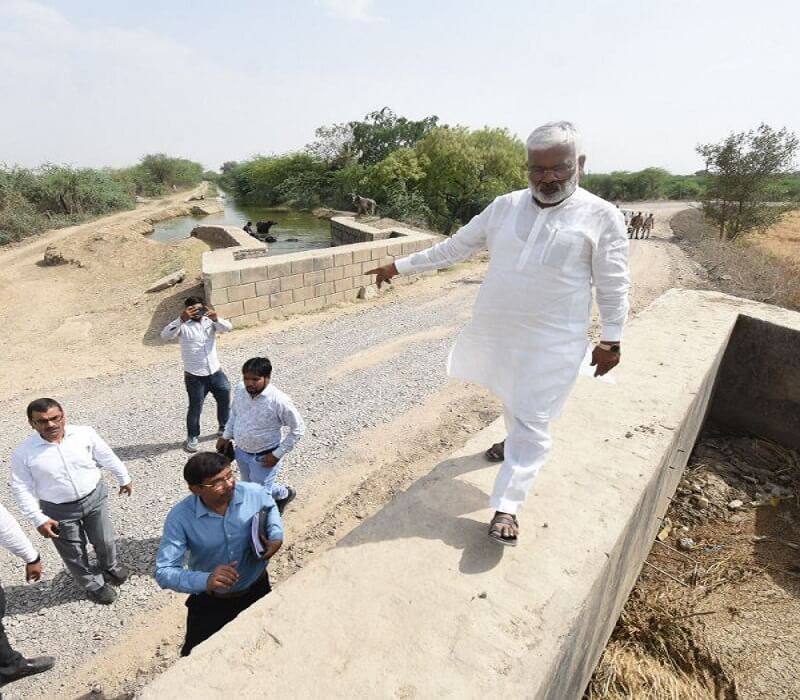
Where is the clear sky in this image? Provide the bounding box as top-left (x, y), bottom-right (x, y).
top-left (1, 0), bottom-right (798, 174)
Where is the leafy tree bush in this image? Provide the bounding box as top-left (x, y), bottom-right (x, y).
top-left (697, 123), bottom-right (798, 240)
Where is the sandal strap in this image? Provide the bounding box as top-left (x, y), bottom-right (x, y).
top-left (490, 513), bottom-right (518, 527)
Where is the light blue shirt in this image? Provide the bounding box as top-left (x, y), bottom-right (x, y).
top-left (155, 481), bottom-right (283, 594)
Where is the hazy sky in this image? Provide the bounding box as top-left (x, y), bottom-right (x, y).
top-left (1, 0), bottom-right (798, 174)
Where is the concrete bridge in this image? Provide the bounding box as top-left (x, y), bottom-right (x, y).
top-left (141, 289), bottom-right (800, 699)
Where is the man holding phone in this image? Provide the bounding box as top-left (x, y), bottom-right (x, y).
top-left (161, 296), bottom-right (233, 452)
top-left (10, 398), bottom-right (133, 605)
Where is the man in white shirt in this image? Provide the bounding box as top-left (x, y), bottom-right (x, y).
top-left (368, 121), bottom-right (629, 546)
top-left (161, 296), bottom-right (233, 453)
top-left (0, 502), bottom-right (55, 687)
top-left (216, 357), bottom-right (305, 514)
top-left (10, 398), bottom-right (133, 605)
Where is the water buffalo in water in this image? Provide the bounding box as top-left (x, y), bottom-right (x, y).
top-left (254, 220), bottom-right (278, 242)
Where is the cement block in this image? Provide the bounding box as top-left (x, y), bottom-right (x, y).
top-left (211, 269), bottom-right (241, 289)
top-left (280, 274), bottom-right (305, 292)
top-left (324, 266), bottom-right (344, 283)
top-left (334, 277), bottom-right (354, 293)
top-left (255, 279), bottom-right (281, 297)
top-left (314, 282), bottom-right (333, 298)
top-left (266, 261), bottom-right (292, 279)
top-left (243, 297), bottom-right (269, 315)
top-left (269, 290), bottom-right (293, 308)
top-left (386, 242), bottom-right (404, 256)
top-left (352, 248), bottom-right (371, 263)
top-left (240, 266), bottom-right (268, 284)
top-left (257, 308), bottom-right (283, 321)
top-left (343, 263), bottom-right (360, 279)
top-left (326, 292), bottom-right (345, 304)
top-left (291, 258), bottom-right (314, 275)
top-left (400, 242), bottom-right (417, 255)
top-left (303, 270), bottom-right (325, 287)
top-left (292, 287), bottom-right (314, 303)
top-left (213, 300), bottom-right (243, 319)
top-left (370, 246), bottom-right (388, 260)
top-left (226, 283), bottom-right (256, 302)
top-left (208, 288), bottom-right (228, 306)
top-left (333, 251), bottom-right (353, 267)
top-left (313, 255), bottom-right (334, 271)
top-left (343, 287), bottom-right (361, 302)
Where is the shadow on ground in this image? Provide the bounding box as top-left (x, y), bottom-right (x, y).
top-left (337, 449), bottom-right (505, 574)
top-left (5, 536), bottom-right (162, 614)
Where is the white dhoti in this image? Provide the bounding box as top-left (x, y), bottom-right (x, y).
top-left (396, 187), bottom-right (630, 513)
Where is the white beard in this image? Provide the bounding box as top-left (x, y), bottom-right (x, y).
top-left (529, 173), bottom-right (578, 205)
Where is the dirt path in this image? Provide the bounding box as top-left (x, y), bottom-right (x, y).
top-left (0, 201), bottom-right (701, 699)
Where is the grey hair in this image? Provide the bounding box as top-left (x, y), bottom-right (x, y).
top-left (526, 121), bottom-right (584, 157)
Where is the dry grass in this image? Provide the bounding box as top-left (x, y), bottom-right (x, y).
top-left (670, 209), bottom-right (800, 311)
top-left (586, 430), bottom-right (800, 700)
top-left (748, 210), bottom-right (800, 264)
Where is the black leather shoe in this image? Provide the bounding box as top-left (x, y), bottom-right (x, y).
top-left (275, 486), bottom-right (296, 515)
top-left (86, 584), bottom-right (117, 605)
top-left (103, 565), bottom-right (129, 586)
top-left (0, 655), bottom-right (55, 684)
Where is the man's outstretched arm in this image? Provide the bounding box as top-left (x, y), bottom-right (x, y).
top-left (368, 198), bottom-right (499, 287)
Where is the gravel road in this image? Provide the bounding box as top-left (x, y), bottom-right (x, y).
top-left (0, 271), bottom-right (482, 699)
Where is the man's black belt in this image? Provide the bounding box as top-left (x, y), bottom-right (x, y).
top-left (241, 444), bottom-right (279, 458)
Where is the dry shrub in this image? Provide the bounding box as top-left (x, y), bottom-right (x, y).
top-left (670, 208), bottom-right (800, 310)
top-left (585, 587), bottom-right (736, 700)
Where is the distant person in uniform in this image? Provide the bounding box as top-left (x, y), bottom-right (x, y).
top-left (161, 297), bottom-right (233, 452)
top-left (642, 213), bottom-right (655, 239)
top-left (629, 211), bottom-right (643, 239)
top-left (368, 121), bottom-right (629, 546)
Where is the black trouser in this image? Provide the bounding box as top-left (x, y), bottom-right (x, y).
top-left (0, 584), bottom-right (22, 670)
top-left (181, 572), bottom-right (271, 657)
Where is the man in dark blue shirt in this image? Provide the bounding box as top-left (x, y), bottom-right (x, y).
top-left (155, 452), bottom-right (283, 656)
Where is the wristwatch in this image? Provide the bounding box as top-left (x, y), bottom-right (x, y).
top-left (597, 342), bottom-right (621, 353)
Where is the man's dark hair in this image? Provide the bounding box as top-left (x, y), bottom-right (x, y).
top-left (26, 398), bottom-right (63, 420)
top-left (242, 356), bottom-right (272, 378)
top-left (184, 296), bottom-right (205, 307)
top-left (184, 451), bottom-right (230, 486)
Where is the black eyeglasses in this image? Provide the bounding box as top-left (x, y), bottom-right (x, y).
top-left (32, 414), bottom-right (64, 427)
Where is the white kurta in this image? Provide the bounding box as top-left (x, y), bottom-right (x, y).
top-left (395, 187), bottom-right (630, 422)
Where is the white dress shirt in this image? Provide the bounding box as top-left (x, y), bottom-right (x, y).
top-left (395, 187), bottom-right (630, 421)
top-left (222, 383), bottom-right (305, 457)
top-left (10, 425), bottom-right (132, 527)
top-left (0, 503), bottom-right (38, 564)
top-left (160, 315), bottom-right (233, 376)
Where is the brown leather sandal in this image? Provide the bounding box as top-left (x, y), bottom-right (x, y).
top-left (485, 441), bottom-right (505, 462)
top-left (488, 512), bottom-right (518, 546)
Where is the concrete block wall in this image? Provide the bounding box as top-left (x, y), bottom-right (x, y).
top-left (202, 231), bottom-right (436, 325)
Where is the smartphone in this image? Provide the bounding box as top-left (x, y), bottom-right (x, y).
top-left (195, 305), bottom-right (208, 318)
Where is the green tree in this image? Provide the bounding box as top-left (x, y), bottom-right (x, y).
top-left (697, 123), bottom-right (799, 240)
top-left (349, 107), bottom-right (439, 166)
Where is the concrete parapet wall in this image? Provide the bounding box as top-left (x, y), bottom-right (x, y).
top-left (330, 216), bottom-right (428, 247)
top-left (141, 290), bottom-right (800, 698)
top-left (191, 225), bottom-right (265, 250)
top-left (201, 229), bottom-right (437, 325)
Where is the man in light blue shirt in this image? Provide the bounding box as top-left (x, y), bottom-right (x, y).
top-left (155, 452), bottom-right (283, 656)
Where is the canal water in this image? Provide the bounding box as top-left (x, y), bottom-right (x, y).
top-left (150, 194), bottom-right (331, 256)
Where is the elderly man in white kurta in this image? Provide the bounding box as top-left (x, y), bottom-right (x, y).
top-left (368, 121), bottom-right (629, 545)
